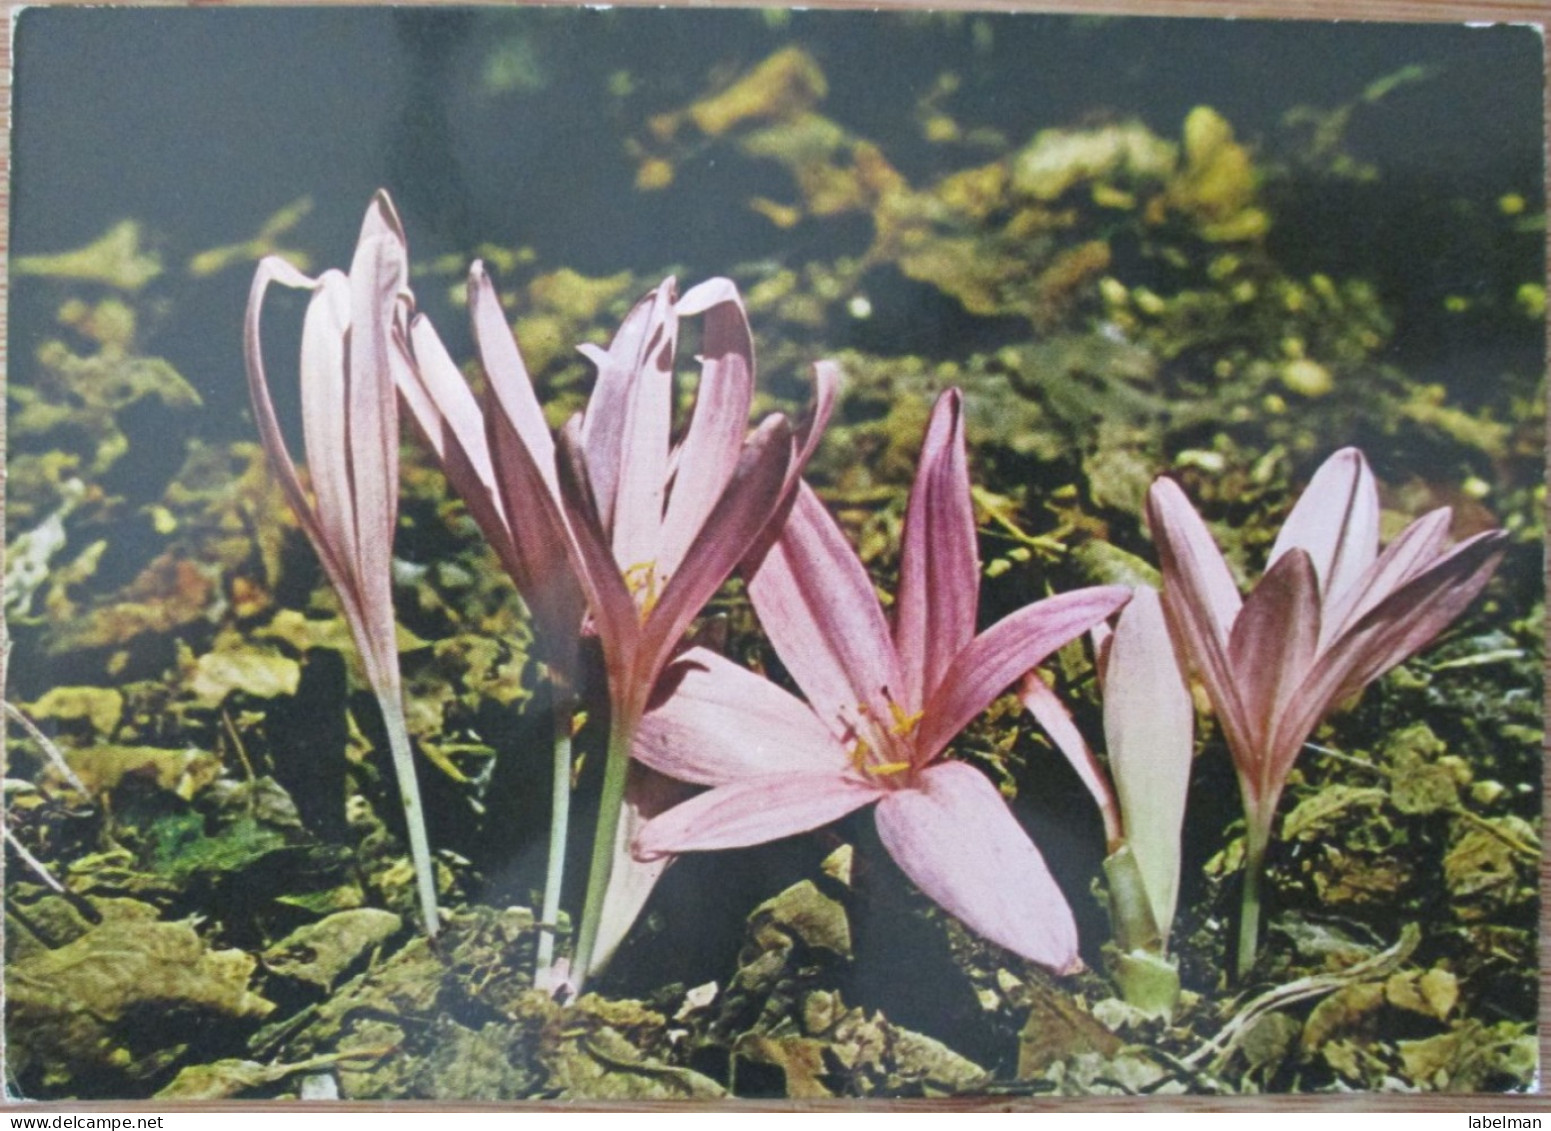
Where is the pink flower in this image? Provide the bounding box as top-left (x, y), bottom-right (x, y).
top-left (1147, 448), bottom-right (1506, 838)
top-left (551, 278), bottom-right (836, 980)
top-left (244, 192), bottom-right (440, 934)
top-left (632, 390), bottom-right (1131, 973)
top-left (1146, 448), bottom-right (1506, 973)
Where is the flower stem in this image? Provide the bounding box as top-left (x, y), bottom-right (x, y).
top-left (379, 692), bottom-right (441, 937)
top-left (571, 701), bottom-right (637, 990)
top-left (1235, 819), bottom-right (1270, 981)
top-left (536, 685), bottom-right (575, 978)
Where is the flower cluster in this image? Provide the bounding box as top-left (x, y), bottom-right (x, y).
top-left (245, 192), bottom-right (1506, 993)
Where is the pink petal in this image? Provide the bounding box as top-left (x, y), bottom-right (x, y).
top-left (641, 415), bottom-right (794, 686)
top-left (244, 257), bottom-right (358, 614)
top-left (658, 279), bottom-right (756, 581)
top-left (483, 402), bottom-right (588, 670)
top-left (555, 418), bottom-right (644, 683)
top-left (1016, 672), bottom-right (1119, 847)
top-left (401, 314), bottom-right (507, 548)
top-left (343, 195), bottom-right (408, 623)
top-left (1103, 587), bottom-right (1193, 943)
top-left (747, 482), bottom-right (907, 746)
top-left (578, 279), bottom-right (677, 566)
top-left (1268, 448), bottom-right (1379, 612)
top-left (633, 772), bottom-right (882, 861)
top-left (874, 761), bottom-right (1080, 973)
top-left (1226, 548), bottom-right (1321, 797)
top-left (637, 648), bottom-right (848, 785)
top-left (1145, 478), bottom-right (1254, 770)
top-left (1270, 529), bottom-right (1506, 792)
top-left (298, 270), bottom-right (356, 595)
top-left (469, 262), bottom-right (559, 496)
top-left (588, 765), bottom-right (695, 977)
top-left (894, 389), bottom-right (979, 709)
top-left (915, 586), bottom-right (1132, 765)
top-left (1322, 507), bottom-right (1453, 646)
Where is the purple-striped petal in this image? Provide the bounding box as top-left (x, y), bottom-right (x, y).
top-left (915, 586), bottom-right (1132, 765)
top-left (469, 261), bottom-right (559, 496)
top-left (633, 772), bottom-right (882, 861)
top-left (578, 279), bottom-right (677, 567)
top-left (1322, 507), bottom-right (1453, 646)
top-left (555, 418), bottom-right (643, 684)
top-left (641, 416), bottom-right (794, 686)
top-left (1226, 549), bottom-right (1321, 794)
top-left (875, 761), bottom-right (1080, 973)
top-left (1270, 529), bottom-right (1506, 791)
top-left (658, 278), bottom-right (756, 581)
top-left (1146, 478), bottom-right (1254, 770)
top-left (894, 389), bottom-right (979, 709)
top-left (637, 648), bottom-right (848, 785)
top-left (1267, 448), bottom-right (1379, 611)
top-left (747, 482), bottom-right (907, 747)
top-left (298, 271), bottom-right (356, 594)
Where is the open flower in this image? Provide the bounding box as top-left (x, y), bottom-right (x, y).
top-left (1145, 447), bottom-right (1506, 973)
top-left (244, 192), bottom-right (440, 935)
top-left (632, 390), bottom-right (1130, 972)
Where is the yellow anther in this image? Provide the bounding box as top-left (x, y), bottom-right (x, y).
top-left (623, 560), bottom-right (662, 620)
top-left (887, 702), bottom-right (923, 737)
top-left (849, 738), bottom-right (873, 773)
top-left (867, 761), bottom-right (911, 777)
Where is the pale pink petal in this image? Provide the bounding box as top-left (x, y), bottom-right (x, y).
top-left (1016, 672), bottom-right (1119, 847)
top-left (792, 360), bottom-right (841, 488)
top-left (343, 194), bottom-right (408, 620)
top-left (244, 257), bottom-right (358, 613)
top-left (1269, 529), bottom-right (1506, 791)
top-left (894, 389), bottom-right (979, 709)
top-left (578, 279), bottom-right (677, 566)
top-left (1267, 449), bottom-right (1379, 612)
top-left (641, 415), bottom-right (794, 685)
top-left (1146, 478), bottom-right (1254, 767)
top-left (402, 314), bottom-right (507, 548)
top-left (555, 418), bottom-right (643, 681)
top-left (637, 648), bottom-right (848, 785)
top-left (874, 761), bottom-right (1080, 973)
top-left (746, 482), bottom-right (907, 746)
top-left (658, 279), bottom-right (755, 580)
top-left (1322, 507), bottom-right (1453, 646)
top-left (1226, 549), bottom-right (1321, 793)
top-left (469, 262), bottom-right (559, 496)
top-left (588, 765), bottom-right (695, 977)
top-left (1103, 587), bottom-right (1193, 944)
top-left (298, 271), bottom-right (356, 593)
top-left (915, 586), bottom-right (1131, 765)
top-left (633, 772), bottom-right (882, 861)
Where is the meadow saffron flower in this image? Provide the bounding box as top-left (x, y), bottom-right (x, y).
top-left (1145, 448), bottom-right (1506, 975)
top-left (244, 192), bottom-right (440, 935)
top-left (633, 390), bottom-right (1130, 972)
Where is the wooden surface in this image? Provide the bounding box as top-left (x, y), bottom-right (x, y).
top-left (0, 0), bottom-right (1544, 1112)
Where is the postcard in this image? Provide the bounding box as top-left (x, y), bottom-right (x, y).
top-left (3, 6), bottom-right (1543, 1101)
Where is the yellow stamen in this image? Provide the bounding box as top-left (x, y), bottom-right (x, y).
top-left (887, 701), bottom-right (923, 737)
top-left (867, 761), bottom-right (911, 777)
top-left (623, 560), bottom-right (662, 620)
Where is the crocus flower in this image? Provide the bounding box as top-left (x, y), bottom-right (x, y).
top-left (632, 390), bottom-right (1131, 972)
top-left (244, 192), bottom-right (440, 935)
top-left (1145, 448), bottom-right (1506, 975)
